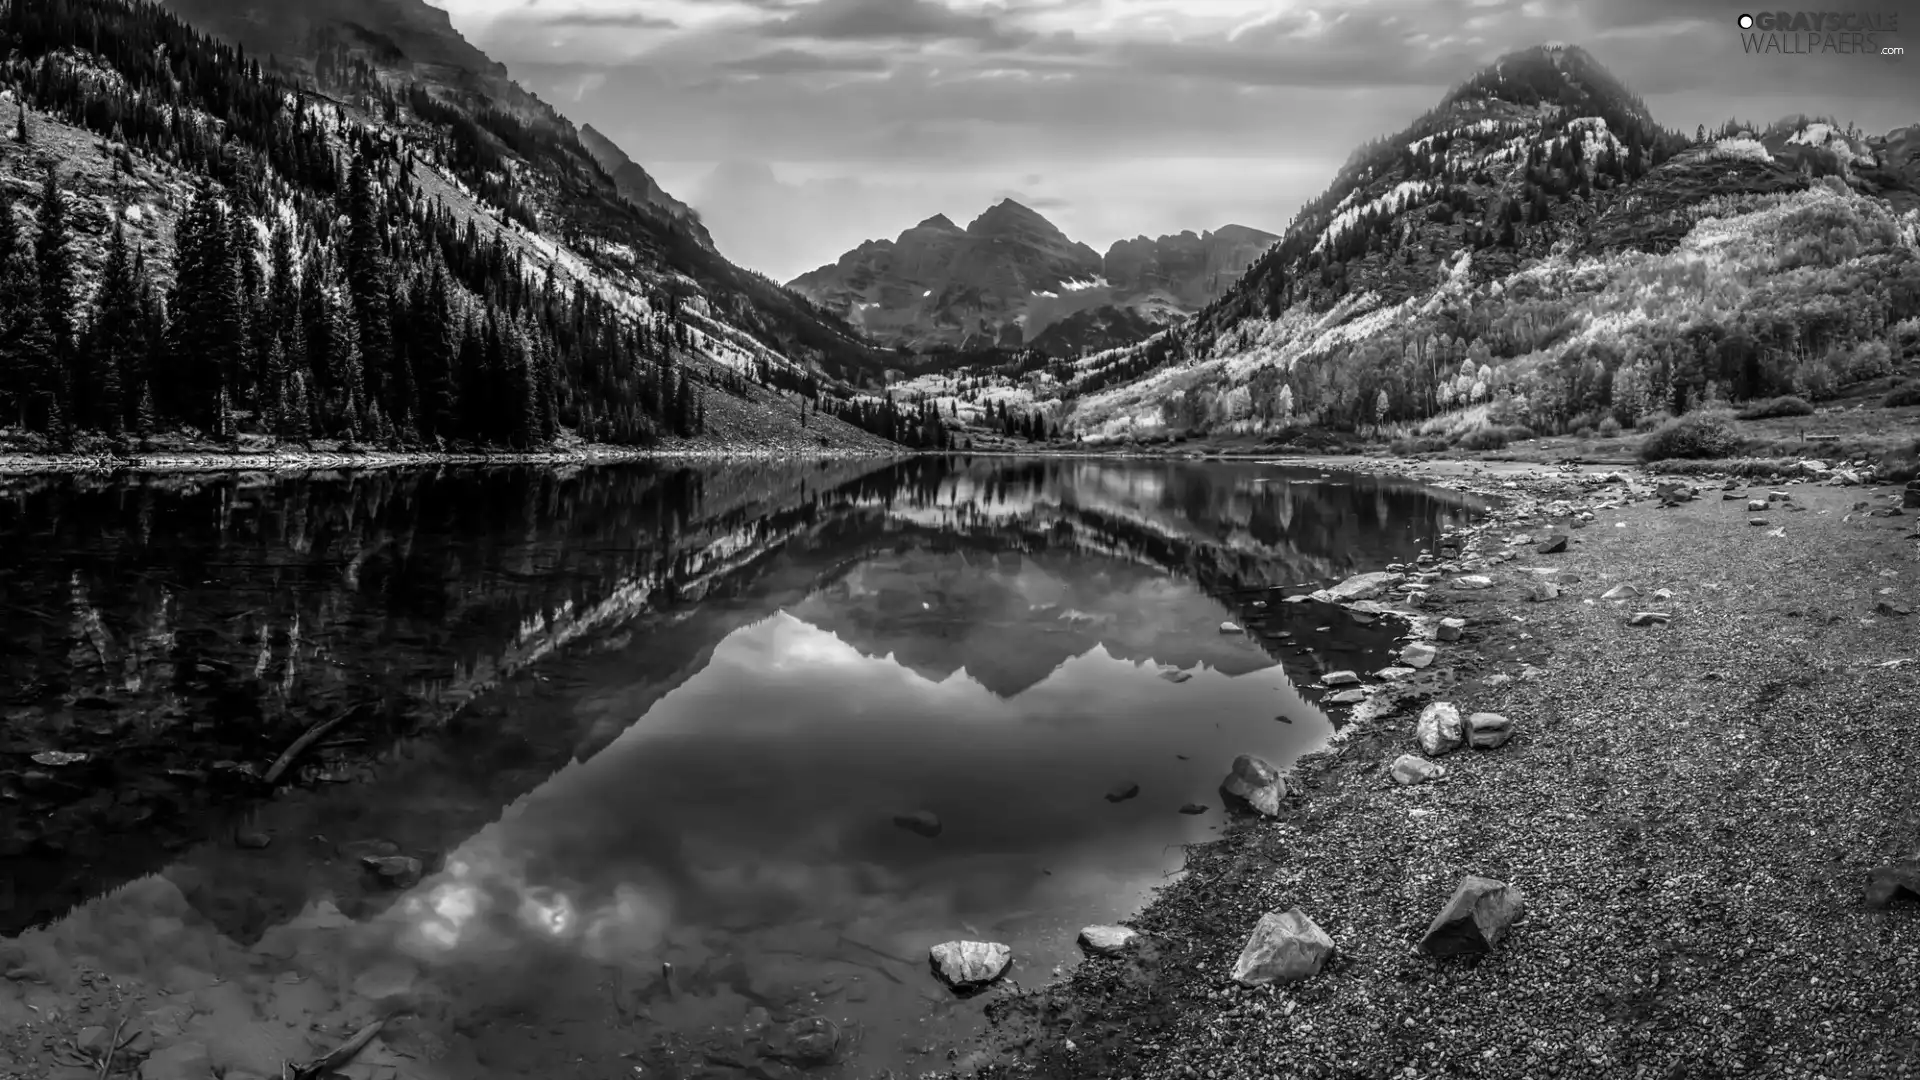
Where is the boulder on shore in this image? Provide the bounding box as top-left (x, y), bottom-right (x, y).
top-left (1221, 754), bottom-right (1289, 816)
top-left (1390, 754), bottom-right (1443, 785)
top-left (1419, 875), bottom-right (1525, 956)
top-left (1321, 571), bottom-right (1405, 603)
top-left (1435, 617), bottom-right (1467, 642)
top-left (1078, 925), bottom-right (1140, 955)
top-left (1415, 702), bottom-right (1465, 756)
top-left (929, 941), bottom-right (1012, 991)
top-left (1229, 908), bottom-right (1335, 986)
top-left (1865, 848), bottom-right (1920, 909)
top-left (1468, 712), bottom-right (1515, 749)
top-left (1451, 575), bottom-right (1496, 590)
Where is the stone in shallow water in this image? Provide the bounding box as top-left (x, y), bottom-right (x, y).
top-left (1221, 754), bottom-right (1288, 816)
top-left (1219, 620), bottom-right (1243, 634)
top-left (1400, 643), bottom-right (1438, 669)
top-left (1866, 854), bottom-right (1920, 908)
top-left (1326, 689), bottom-right (1367, 704)
top-left (1104, 781), bottom-right (1140, 802)
top-left (361, 855), bottom-right (423, 889)
top-left (759, 1016), bottom-right (842, 1065)
top-left (1078, 925), bottom-right (1140, 955)
top-left (1322, 670), bottom-right (1361, 687)
top-left (1230, 908), bottom-right (1335, 985)
top-left (1178, 803), bottom-right (1209, 815)
top-left (1420, 876), bottom-right (1525, 956)
top-left (1321, 571), bottom-right (1404, 603)
top-left (929, 941), bottom-right (1012, 991)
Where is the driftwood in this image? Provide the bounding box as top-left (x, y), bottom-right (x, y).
top-left (263, 702), bottom-right (374, 785)
top-left (286, 1018), bottom-right (384, 1079)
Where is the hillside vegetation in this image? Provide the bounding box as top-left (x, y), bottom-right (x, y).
top-left (0, 0), bottom-right (920, 459)
top-left (878, 45), bottom-right (1920, 457)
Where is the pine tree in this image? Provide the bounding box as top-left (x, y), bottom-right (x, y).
top-left (79, 219), bottom-right (141, 433)
top-left (35, 165), bottom-right (76, 362)
top-left (0, 191), bottom-right (56, 432)
top-left (263, 335), bottom-right (289, 433)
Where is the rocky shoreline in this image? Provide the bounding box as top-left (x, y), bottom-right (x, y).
top-left (957, 454), bottom-right (1920, 1080)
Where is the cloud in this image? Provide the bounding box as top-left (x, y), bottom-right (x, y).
top-left (759, 0), bottom-right (1034, 48)
top-left (537, 10), bottom-right (681, 30)
top-left (446, 0), bottom-right (1920, 281)
top-left (717, 46), bottom-right (891, 75)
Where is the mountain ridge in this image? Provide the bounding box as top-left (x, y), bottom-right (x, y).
top-left (788, 197), bottom-right (1277, 357)
top-left (870, 43), bottom-right (1919, 450)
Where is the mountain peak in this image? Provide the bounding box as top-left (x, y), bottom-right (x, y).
top-left (968, 198), bottom-right (1060, 236)
top-left (911, 213), bottom-right (961, 233)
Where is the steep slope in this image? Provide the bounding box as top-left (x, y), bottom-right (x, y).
top-left (154, 0), bottom-right (891, 387)
top-left (0, 0), bottom-right (909, 462)
top-left (1102, 224), bottom-right (1279, 309)
top-left (1051, 43), bottom-right (1920, 443)
top-left (576, 123), bottom-right (714, 251)
top-left (788, 201), bottom-right (1274, 356)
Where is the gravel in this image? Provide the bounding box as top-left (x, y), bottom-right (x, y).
top-left (961, 459), bottom-right (1920, 1080)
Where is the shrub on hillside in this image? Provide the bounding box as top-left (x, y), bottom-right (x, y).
top-left (1736, 395), bottom-right (1814, 419)
top-left (1597, 417), bottom-right (1622, 438)
top-left (1456, 427), bottom-right (1508, 451)
top-left (1875, 439), bottom-right (1920, 483)
top-left (1650, 457), bottom-right (1798, 477)
top-left (1884, 380), bottom-right (1920, 407)
top-left (1390, 436), bottom-right (1450, 455)
top-left (1637, 411), bottom-right (1744, 461)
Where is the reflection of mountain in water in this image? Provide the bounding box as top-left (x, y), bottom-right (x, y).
top-left (0, 457), bottom-right (1480, 936)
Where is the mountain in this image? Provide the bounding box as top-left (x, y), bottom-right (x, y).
top-left (0, 0), bottom-right (913, 463)
top-left (576, 123), bottom-right (714, 251)
top-left (919, 43), bottom-right (1919, 445)
top-left (787, 200), bottom-right (1275, 356)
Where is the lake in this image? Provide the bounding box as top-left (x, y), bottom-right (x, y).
top-left (0, 456), bottom-right (1479, 1079)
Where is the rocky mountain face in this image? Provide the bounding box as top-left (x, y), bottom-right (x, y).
top-left (1052, 43), bottom-right (1920, 442)
top-left (787, 200), bottom-right (1275, 356)
top-left (152, 0), bottom-right (888, 386)
top-left (577, 123), bottom-right (715, 251)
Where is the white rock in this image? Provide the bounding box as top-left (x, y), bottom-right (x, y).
top-left (1416, 702), bottom-right (1465, 756)
top-left (1391, 754), bottom-right (1443, 785)
top-left (1451, 575), bottom-right (1495, 590)
top-left (1400, 642), bottom-right (1437, 669)
top-left (1322, 670), bottom-right (1361, 687)
top-left (1599, 584), bottom-right (1637, 600)
top-left (929, 941), bottom-right (1013, 990)
top-left (1435, 617), bottom-right (1466, 642)
top-left (1322, 571), bottom-right (1405, 603)
top-left (1221, 754), bottom-right (1289, 816)
top-left (1229, 908), bottom-right (1335, 986)
top-left (1078, 925), bottom-right (1140, 955)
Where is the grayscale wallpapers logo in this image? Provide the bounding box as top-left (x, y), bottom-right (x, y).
top-left (1737, 11), bottom-right (1904, 56)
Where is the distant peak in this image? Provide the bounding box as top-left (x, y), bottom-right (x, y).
top-left (968, 198), bottom-right (1058, 235)
top-left (912, 213), bottom-right (960, 232)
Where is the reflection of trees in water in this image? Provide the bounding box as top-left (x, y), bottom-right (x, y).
top-left (0, 456), bottom-right (1478, 934)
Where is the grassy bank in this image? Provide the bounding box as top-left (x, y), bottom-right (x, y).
top-left (963, 458), bottom-right (1920, 1080)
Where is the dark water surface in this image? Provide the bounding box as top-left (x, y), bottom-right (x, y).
top-left (0, 457), bottom-right (1478, 1079)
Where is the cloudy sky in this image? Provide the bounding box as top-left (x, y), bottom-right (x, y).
top-left (434, 0), bottom-right (1914, 282)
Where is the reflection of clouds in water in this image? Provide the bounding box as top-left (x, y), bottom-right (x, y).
top-left (394, 843), bottom-right (673, 970)
top-left (390, 610), bottom-right (1306, 972)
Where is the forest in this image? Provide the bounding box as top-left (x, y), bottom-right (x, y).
top-left (0, 0), bottom-right (923, 453)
